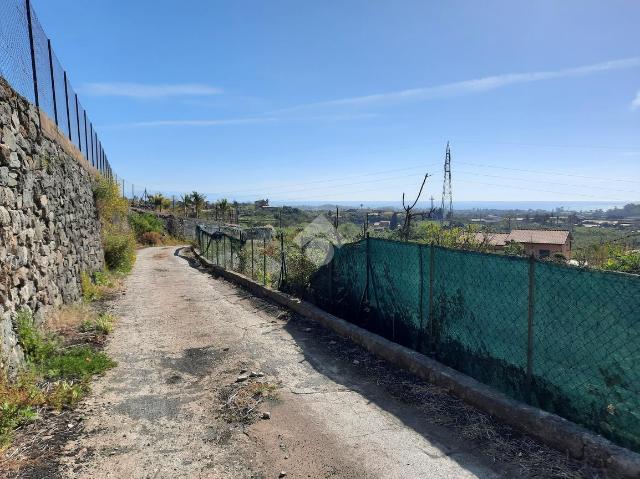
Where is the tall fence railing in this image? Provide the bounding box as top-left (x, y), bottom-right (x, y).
top-left (196, 228), bottom-right (640, 453)
top-left (0, 0), bottom-right (113, 178)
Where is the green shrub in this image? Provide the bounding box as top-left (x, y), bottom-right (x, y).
top-left (93, 178), bottom-right (129, 231)
top-left (81, 272), bottom-right (102, 302)
top-left (128, 212), bottom-right (165, 241)
top-left (104, 232), bottom-right (136, 273)
top-left (0, 401), bottom-right (38, 449)
top-left (15, 310), bottom-right (58, 364)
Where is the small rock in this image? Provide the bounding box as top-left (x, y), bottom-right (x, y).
top-left (67, 423), bottom-right (74, 429)
top-left (353, 360), bottom-right (360, 365)
top-left (236, 374), bottom-right (250, 382)
top-left (222, 347), bottom-right (229, 351)
top-left (279, 472), bottom-right (287, 478)
top-left (240, 368), bottom-right (248, 374)
top-left (276, 312), bottom-right (288, 320)
top-left (249, 371), bottom-right (264, 378)
top-left (329, 340), bottom-right (337, 345)
top-left (261, 411), bottom-right (271, 420)
top-left (303, 327), bottom-right (312, 332)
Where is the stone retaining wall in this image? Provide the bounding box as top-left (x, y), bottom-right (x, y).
top-left (0, 77), bottom-right (104, 374)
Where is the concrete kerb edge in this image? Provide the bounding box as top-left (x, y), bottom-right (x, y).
top-left (191, 247), bottom-right (640, 479)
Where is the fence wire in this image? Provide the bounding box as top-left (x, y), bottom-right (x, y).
top-left (0, 0), bottom-right (114, 178)
top-left (197, 228), bottom-right (640, 453)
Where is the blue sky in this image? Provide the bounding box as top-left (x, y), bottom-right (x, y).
top-left (32, 0), bottom-right (640, 204)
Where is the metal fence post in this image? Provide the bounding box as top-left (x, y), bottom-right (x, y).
top-left (64, 72), bottom-right (71, 139)
top-left (359, 233), bottom-right (370, 319)
top-left (263, 238), bottom-right (267, 286)
top-left (223, 235), bottom-right (226, 269)
top-left (527, 254), bottom-right (536, 400)
top-left (46, 39), bottom-right (58, 126)
top-left (418, 244), bottom-right (424, 349)
top-left (216, 237), bottom-right (219, 266)
top-left (251, 239), bottom-right (254, 279)
top-left (83, 111), bottom-right (88, 162)
top-left (328, 250), bottom-right (334, 312)
top-left (428, 243), bottom-right (435, 355)
top-left (74, 94), bottom-right (81, 152)
top-left (25, 0), bottom-right (39, 111)
top-left (89, 123), bottom-right (94, 164)
top-left (230, 237), bottom-right (234, 270)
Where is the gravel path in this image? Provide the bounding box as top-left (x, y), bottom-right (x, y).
top-left (56, 246), bottom-right (594, 479)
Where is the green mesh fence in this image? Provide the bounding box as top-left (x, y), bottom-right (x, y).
top-left (308, 237), bottom-right (640, 452)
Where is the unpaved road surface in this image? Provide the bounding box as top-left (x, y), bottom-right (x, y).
top-left (53, 246), bottom-right (594, 478)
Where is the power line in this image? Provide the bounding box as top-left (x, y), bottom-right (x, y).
top-left (457, 160), bottom-right (640, 184)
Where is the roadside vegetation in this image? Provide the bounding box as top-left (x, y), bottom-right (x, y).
top-left (94, 177), bottom-right (136, 273)
top-left (1, 175), bottom-right (128, 453)
top-left (0, 308), bottom-right (116, 450)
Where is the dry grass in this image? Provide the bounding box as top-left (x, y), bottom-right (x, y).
top-left (45, 304), bottom-right (97, 333)
top-left (219, 379), bottom-right (279, 424)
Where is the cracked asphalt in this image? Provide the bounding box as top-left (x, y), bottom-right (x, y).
top-left (57, 246), bottom-right (591, 478)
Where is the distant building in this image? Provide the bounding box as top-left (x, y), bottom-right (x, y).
top-left (372, 220), bottom-right (391, 231)
top-left (475, 229), bottom-right (572, 259)
top-left (254, 199), bottom-right (269, 208)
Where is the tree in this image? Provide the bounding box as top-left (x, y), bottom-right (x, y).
top-left (179, 193), bottom-right (192, 216)
top-left (191, 191), bottom-right (206, 219)
top-left (149, 193), bottom-right (166, 212)
top-left (503, 240), bottom-right (525, 256)
top-left (401, 173), bottom-right (434, 241)
top-left (218, 198), bottom-right (229, 223)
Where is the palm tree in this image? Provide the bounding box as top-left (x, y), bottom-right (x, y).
top-left (191, 191), bottom-right (206, 219)
top-left (180, 193), bottom-right (192, 216)
top-left (218, 198), bottom-right (229, 223)
top-left (149, 193), bottom-right (166, 212)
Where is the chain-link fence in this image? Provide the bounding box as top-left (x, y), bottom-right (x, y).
top-left (310, 237), bottom-right (640, 453)
top-left (0, 0), bottom-right (113, 178)
top-left (196, 225), bottom-right (282, 288)
top-left (197, 226), bottom-right (640, 452)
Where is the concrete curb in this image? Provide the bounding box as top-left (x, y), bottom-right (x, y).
top-left (192, 247), bottom-right (640, 478)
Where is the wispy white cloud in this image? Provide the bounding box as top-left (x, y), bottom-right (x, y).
top-left (276, 57), bottom-right (640, 113)
top-left (632, 91), bottom-right (640, 110)
top-left (103, 113), bottom-right (379, 129)
top-left (79, 82), bottom-right (223, 98)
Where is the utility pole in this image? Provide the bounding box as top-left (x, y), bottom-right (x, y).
top-left (440, 142), bottom-right (453, 226)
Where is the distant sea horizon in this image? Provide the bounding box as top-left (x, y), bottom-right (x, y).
top-left (267, 200), bottom-right (631, 212)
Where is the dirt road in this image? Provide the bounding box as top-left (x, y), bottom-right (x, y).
top-left (56, 247), bottom-right (592, 478)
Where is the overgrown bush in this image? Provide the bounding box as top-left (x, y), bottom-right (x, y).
top-left (128, 212), bottom-right (165, 241)
top-left (94, 177), bottom-right (136, 273)
top-left (93, 177), bottom-right (129, 230)
top-left (103, 232), bottom-right (136, 273)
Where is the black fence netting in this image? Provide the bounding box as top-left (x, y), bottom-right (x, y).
top-left (307, 237), bottom-right (640, 452)
top-left (0, 0), bottom-right (114, 177)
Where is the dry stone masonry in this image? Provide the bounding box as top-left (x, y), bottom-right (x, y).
top-left (0, 78), bottom-right (104, 373)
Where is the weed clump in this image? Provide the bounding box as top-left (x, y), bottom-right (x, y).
top-left (79, 313), bottom-right (115, 335)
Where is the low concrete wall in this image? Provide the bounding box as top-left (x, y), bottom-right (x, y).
top-left (0, 78), bottom-right (104, 373)
top-left (193, 246), bottom-right (640, 478)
